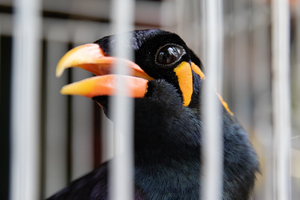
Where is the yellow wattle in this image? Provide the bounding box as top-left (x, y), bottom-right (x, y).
top-left (174, 61), bottom-right (193, 106)
top-left (191, 62), bottom-right (206, 79)
top-left (216, 93), bottom-right (234, 116)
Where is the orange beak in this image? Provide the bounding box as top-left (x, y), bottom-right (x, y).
top-left (56, 43), bottom-right (153, 98)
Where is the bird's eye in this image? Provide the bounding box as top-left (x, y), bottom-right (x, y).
top-left (155, 44), bottom-right (186, 67)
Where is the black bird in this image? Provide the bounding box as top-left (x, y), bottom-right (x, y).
top-left (48, 29), bottom-right (259, 200)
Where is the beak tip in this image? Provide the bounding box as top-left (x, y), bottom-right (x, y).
top-left (60, 87), bottom-right (67, 95)
top-left (56, 68), bottom-right (63, 77)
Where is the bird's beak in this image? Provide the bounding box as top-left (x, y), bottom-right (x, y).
top-left (56, 43), bottom-right (153, 98)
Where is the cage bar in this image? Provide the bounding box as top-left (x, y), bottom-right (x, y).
top-left (10, 0), bottom-right (42, 199)
top-left (201, 0), bottom-right (223, 200)
top-left (271, 0), bottom-right (291, 199)
top-left (109, 0), bottom-right (135, 200)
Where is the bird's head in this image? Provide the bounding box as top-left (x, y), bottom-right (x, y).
top-left (56, 29), bottom-right (206, 109)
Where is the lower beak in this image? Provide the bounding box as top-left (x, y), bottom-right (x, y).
top-left (56, 43), bottom-right (153, 98)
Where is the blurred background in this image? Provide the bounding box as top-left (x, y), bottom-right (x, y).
top-left (0, 0), bottom-right (299, 199)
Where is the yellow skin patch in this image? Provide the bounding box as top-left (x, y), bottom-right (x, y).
top-left (174, 61), bottom-right (193, 106)
top-left (216, 93), bottom-right (234, 116)
top-left (190, 62), bottom-right (233, 115)
top-left (191, 62), bottom-right (205, 79)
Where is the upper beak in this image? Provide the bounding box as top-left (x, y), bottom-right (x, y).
top-left (56, 43), bottom-right (153, 98)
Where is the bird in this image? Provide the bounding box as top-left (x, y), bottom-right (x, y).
top-left (47, 29), bottom-right (259, 200)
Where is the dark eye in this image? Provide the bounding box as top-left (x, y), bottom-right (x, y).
top-left (155, 44), bottom-right (186, 66)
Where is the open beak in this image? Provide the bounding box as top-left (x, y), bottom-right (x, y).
top-left (56, 43), bottom-right (153, 98)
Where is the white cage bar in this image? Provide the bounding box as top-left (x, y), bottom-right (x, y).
top-left (202, 0), bottom-right (223, 200)
top-left (109, 0), bottom-right (135, 200)
top-left (10, 0), bottom-right (42, 199)
top-left (272, 0), bottom-right (292, 199)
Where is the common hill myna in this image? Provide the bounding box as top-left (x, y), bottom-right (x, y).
top-left (47, 29), bottom-right (259, 200)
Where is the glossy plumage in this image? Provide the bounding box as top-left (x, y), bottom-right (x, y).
top-left (47, 29), bottom-right (259, 200)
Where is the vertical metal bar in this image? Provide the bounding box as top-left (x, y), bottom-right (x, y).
top-left (109, 0), bottom-right (135, 200)
top-left (216, 0), bottom-right (223, 94)
top-left (10, 0), bottom-right (42, 199)
top-left (272, 0), bottom-right (291, 199)
top-left (44, 41), bottom-right (68, 198)
top-left (201, 0), bottom-right (207, 67)
top-left (292, 2), bottom-right (300, 198)
top-left (202, 0), bottom-right (223, 200)
top-left (293, 0), bottom-right (300, 137)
